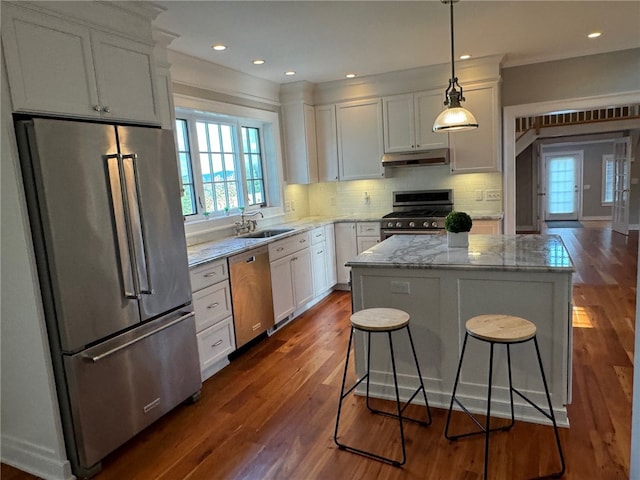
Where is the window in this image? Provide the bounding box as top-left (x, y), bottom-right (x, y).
top-left (176, 109), bottom-right (268, 219)
top-left (602, 154), bottom-right (614, 205)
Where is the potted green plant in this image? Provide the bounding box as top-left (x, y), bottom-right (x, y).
top-left (445, 211), bottom-right (473, 247)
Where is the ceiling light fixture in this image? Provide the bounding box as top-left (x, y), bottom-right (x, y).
top-left (285, 70), bottom-right (296, 76)
top-left (346, 73), bottom-right (356, 78)
top-left (252, 59), bottom-right (265, 65)
top-left (433, 0), bottom-right (478, 133)
top-left (459, 54), bottom-right (471, 60)
top-left (211, 44), bottom-right (227, 51)
top-left (588, 32), bottom-right (602, 39)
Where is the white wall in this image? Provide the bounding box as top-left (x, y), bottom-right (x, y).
top-left (1, 55), bottom-right (73, 479)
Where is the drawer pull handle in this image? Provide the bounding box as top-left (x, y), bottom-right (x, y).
top-left (252, 322), bottom-right (262, 331)
top-left (300, 239), bottom-right (306, 243)
top-left (277, 247), bottom-right (285, 252)
top-left (204, 272), bottom-right (217, 278)
top-left (143, 397), bottom-right (161, 413)
top-left (212, 340), bottom-right (223, 347)
top-left (317, 250), bottom-right (324, 254)
top-left (207, 302), bottom-right (220, 309)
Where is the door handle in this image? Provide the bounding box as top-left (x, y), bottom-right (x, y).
top-left (246, 256), bottom-right (256, 263)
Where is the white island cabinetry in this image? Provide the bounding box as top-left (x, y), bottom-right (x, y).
top-left (190, 259), bottom-right (235, 381)
top-left (348, 234), bottom-right (573, 425)
top-left (2, 2), bottom-right (160, 125)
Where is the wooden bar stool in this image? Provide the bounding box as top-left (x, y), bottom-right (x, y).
top-left (334, 307), bottom-right (432, 466)
top-left (444, 314), bottom-right (566, 479)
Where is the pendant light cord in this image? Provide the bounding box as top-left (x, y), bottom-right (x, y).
top-left (449, 0), bottom-right (456, 81)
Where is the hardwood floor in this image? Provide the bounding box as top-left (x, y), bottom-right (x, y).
top-left (3, 224), bottom-right (636, 479)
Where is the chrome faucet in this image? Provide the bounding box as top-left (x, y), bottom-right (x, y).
top-left (235, 210), bottom-right (263, 235)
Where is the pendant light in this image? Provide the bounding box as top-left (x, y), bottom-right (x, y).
top-left (432, 0), bottom-right (478, 133)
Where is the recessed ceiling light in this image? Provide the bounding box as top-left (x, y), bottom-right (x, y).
top-left (211, 44), bottom-right (227, 51)
top-left (345, 73), bottom-right (356, 79)
top-left (252, 59), bottom-right (265, 65)
top-left (285, 70), bottom-right (296, 76)
top-left (459, 54), bottom-right (471, 60)
top-left (588, 32), bottom-right (602, 39)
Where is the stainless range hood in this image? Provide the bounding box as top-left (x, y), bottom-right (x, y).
top-left (381, 148), bottom-right (449, 167)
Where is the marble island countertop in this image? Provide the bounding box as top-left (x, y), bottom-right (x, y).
top-left (346, 234), bottom-right (574, 273)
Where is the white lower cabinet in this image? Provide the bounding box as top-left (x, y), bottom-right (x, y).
top-left (190, 258), bottom-right (235, 381)
top-left (356, 222), bottom-right (381, 253)
top-left (325, 224), bottom-right (337, 287)
top-left (334, 222), bottom-right (358, 285)
top-left (269, 233), bottom-right (313, 323)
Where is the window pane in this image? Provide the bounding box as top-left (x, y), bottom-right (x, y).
top-left (221, 124), bottom-right (233, 152)
top-left (227, 182), bottom-right (239, 208)
top-left (548, 157), bottom-right (575, 214)
top-left (175, 119), bottom-right (196, 216)
top-left (224, 154), bottom-right (236, 180)
top-left (207, 123), bottom-right (221, 152)
top-left (196, 122), bottom-right (208, 152)
top-left (203, 183), bottom-right (214, 213)
top-left (212, 153), bottom-right (224, 180)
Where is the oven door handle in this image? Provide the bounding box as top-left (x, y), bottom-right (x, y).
top-left (381, 229), bottom-right (445, 240)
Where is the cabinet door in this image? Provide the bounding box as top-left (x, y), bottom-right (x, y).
top-left (91, 31), bottom-right (160, 125)
top-left (449, 84), bottom-right (501, 174)
top-left (357, 237), bottom-right (380, 254)
top-left (292, 248), bottom-right (314, 308)
top-left (334, 222), bottom-right (357, 285)
top-left (270, 256), bottom-right (295, 322)
top-left (2, 5), bottom-right (100, 117)
top-left (316, 105), bottom-right (339, 182)
top-left (383, 94), bottom-right (415, 153)
top-left (311, 243), bottom-right (328, 295)
top-left (325, 224), bottom-right (337, 287)
top-left (283, 102), bottom-right (318, 184)
top-left (415, 90), bottom-right (450, 151)
top-left (336, 98), bottom-right (384, 181)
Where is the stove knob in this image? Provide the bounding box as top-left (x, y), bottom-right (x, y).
top-left (423, 221), bottom-right (429, 228)
top-left (431, 221), bottom-right (439, 228)
top-left (396, 222), bottom-right (402, 228)
top-left (387, 222), bottom-right (395, 228)
top-left (409, 221), bottom-right (416, 228)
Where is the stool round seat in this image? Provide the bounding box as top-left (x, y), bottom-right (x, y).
top-left (350, 308), bottom-right (410, 332)
top-left (466, 314), bottom-right (536, 343)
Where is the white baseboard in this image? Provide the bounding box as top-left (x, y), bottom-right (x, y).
top-left (1, 434), bottom-right (73, 480)
top-left (580, 216), bottom-right (612, 221)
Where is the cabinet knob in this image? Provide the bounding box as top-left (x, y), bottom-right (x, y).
top-left (93, 105), bottom-right (102, 112)
top-left (103, 106), bottom-right (111, 113)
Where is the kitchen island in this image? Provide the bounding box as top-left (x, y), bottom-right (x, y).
top-left (347, 234), bottom-right (574, 426)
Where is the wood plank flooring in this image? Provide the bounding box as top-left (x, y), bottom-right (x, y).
top-left (3, 223), bottom-right (636, 479)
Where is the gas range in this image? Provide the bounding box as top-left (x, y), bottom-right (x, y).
top-left (381, 189), bottom-right (453, 238)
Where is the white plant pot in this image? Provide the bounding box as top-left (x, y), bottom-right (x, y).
top-left (447, 231), bottom-right (469, 248)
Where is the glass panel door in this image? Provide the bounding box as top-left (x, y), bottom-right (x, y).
top-left (544, 152), bottom-right (582, 221)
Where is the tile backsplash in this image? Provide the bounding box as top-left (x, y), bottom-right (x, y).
top-left (286, 167), bottom-right (503, 219)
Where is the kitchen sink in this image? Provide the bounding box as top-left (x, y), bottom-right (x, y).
top-left (241, 228), bottom-right (294, 239)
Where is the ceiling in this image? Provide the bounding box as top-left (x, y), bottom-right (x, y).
top-left (152, 1), bottom-right (640, 85)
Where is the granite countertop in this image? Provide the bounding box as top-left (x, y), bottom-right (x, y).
top-left (346, 234), bottom-right (574, 273)
top-left (186, 215), bottom-right (383, 267)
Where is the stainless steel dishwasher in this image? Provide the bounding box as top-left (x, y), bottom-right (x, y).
top-left (228, 245), bottom-right (275, 348)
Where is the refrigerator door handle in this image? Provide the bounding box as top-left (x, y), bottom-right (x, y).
top-left (82, 311), bottom-right (195, 363)
top-left (122, 154), bottom-right (154, 296)
top-left (106, 154), bottom-right (138, 299)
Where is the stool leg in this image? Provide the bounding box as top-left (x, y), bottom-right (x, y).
top-left (334, 326), bottom-right (356, 447)
top-left (445, 333), bottom-right (469, 439)
top-left (505, 345), bottom-right (515, 430)
top-left (483, 342), bottom-right (495, 480)
top-left (365, 331), bottom-right (374, 412)
top-left (388, 330), bottom-right (407, 466)
top-left (406, 325), bottom-right (432, 425)
top-left (533, 337), bottom-right (566, 478)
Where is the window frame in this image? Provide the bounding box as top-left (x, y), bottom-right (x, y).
top-left (601, 153), bottom-right (615, 206)
top-left (176, 108), bottom-right (270, 222)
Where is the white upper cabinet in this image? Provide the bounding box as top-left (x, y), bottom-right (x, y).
top-left (449, 82), bottom-right (501, 174)
top-left (336, 98), bottom-right (385, 181)
top-left (282, 102), bottom-right (318, 184)
top-left (2, 3), bottom-right (160, 125)
top-left (383, 91), bottom-right (449, 153)
top-left (315, 104), bottom-right (339, 182)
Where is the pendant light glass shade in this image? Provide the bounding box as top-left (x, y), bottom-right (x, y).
top-left (433, 0), bottom-right (478, 133)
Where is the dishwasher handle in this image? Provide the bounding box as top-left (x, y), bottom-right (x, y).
top-left (245, 255), bottom-right (256, 263)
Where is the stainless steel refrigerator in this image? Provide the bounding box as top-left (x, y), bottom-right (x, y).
top-left (15, 118), bottom-right (201, 478)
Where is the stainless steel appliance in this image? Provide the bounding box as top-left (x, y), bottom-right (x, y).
top-left (381, 189), bottom-right (454, 239)
top-left (228, 246), bottom-right (275, 348)
top-left (15, 118), bottom-right (201, 478)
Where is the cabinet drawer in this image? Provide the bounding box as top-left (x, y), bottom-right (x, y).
top-left (357, 222), bottom-right (380, 236)
top-left (268, 232), bottom-right (310, 261)
top-left (310, 226), bottom-right (326, 245)
top-left (196, 320), bottom-right (234, 372)
top-left (193, 281), bottom-right (232, 332)
top-left (190, 258), bottom-right (228, 292)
